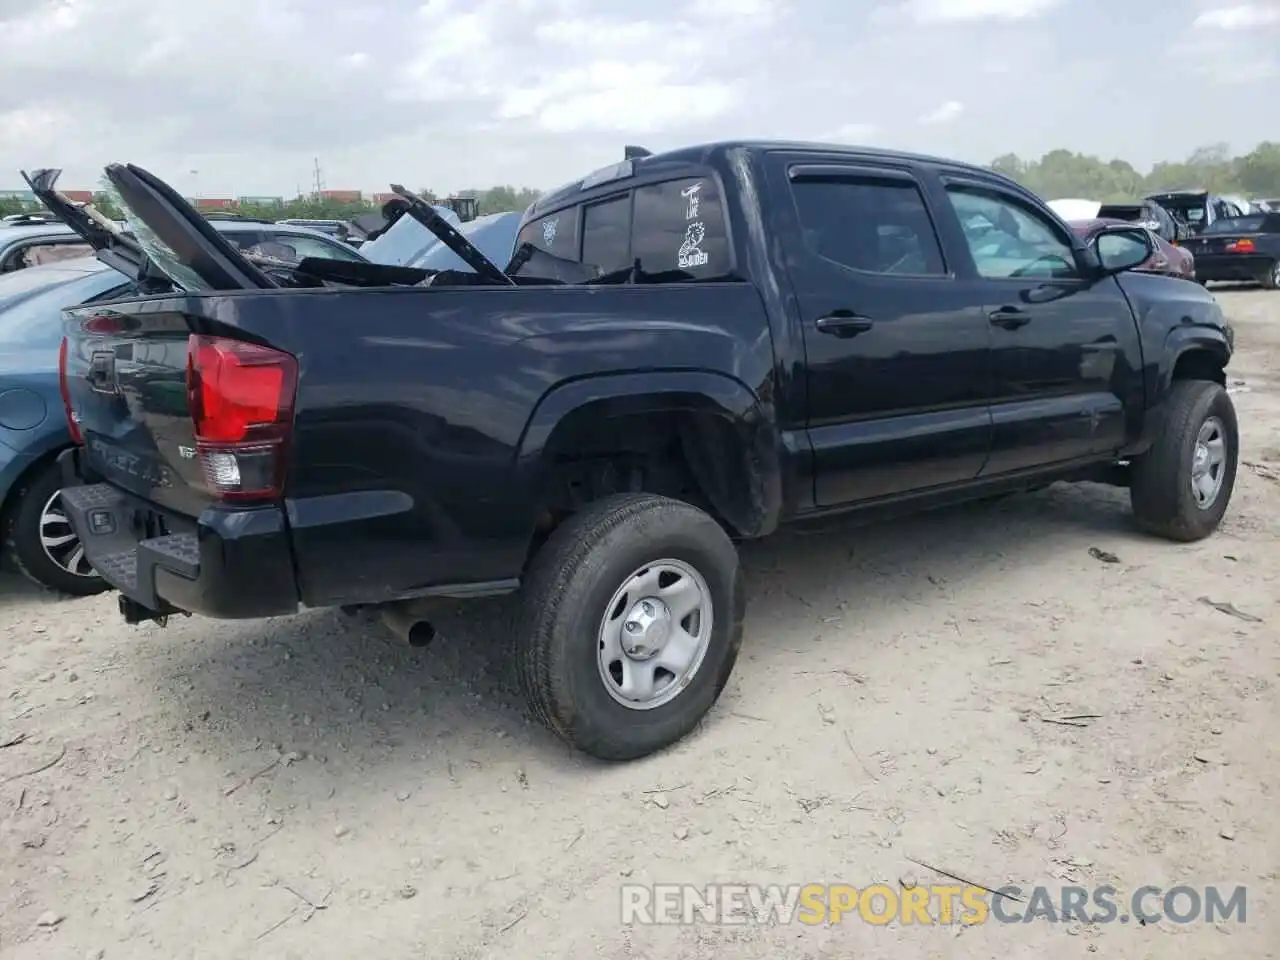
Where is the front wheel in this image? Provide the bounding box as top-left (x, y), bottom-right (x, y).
top-left (1130, 380), bottom-right (1238, 542)
top-left (516, 493), bottom-right (744, 761)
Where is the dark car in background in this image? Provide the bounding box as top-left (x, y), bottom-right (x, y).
top-left (1096, 201), bottom-right (1184, 243)
top-left (1181, 213), bottom-right (1280, 289)
top-left (0, 219), bottom-right (370, 595)
top-left (1069, 218), bottom-right (1195, 279)
top-left (1146, 190), bottom-right (1249, 236)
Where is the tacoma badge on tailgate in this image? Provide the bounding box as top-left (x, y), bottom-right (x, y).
top-left (86, 435), bottom-right (175, 489)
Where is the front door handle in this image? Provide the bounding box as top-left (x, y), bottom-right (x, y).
top-left (988, 307), bottom-right (1032, 330)
top-left (815, 313), bottom-right (874, 338)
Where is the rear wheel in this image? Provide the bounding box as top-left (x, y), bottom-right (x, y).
top-left (1262, 260), bottom-right (1280, 290)
top-left (516, 493), bottom-right (744, 761)
top-left (4, 460), bottom-right (108, 596)
top-left (1130, 380), bottom-right (1237, 542)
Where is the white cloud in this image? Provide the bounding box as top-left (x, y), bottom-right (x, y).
top-left (1193, 4), bottom-right (1280, 28)
top-left (498, 61), bottom-right (738, 133)
top-left (919, 100), bottom-right (965, 124)
top-left (893, 0), bottom-right (1062, 22)
top-left (822, 123), bottom-right (879, 143)
top-left (1173, 3), bottom-right (1278, 84)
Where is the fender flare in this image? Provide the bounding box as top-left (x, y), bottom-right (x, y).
top-left (515, 370), bottom-right (783, 537)
top-left (1129, 326), bottom-right (1232, 455)
top-left (1161, 325), bottom-right (1231, 393)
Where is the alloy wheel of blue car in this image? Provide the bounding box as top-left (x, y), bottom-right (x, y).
top-left (38, 488), bottom-right (95, 579)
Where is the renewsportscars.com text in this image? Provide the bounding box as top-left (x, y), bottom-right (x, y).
top-left (620, 883), bottom-right (1248, 926)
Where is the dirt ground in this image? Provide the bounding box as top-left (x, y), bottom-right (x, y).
top-left (1, 290), bottom-right (1277, 960)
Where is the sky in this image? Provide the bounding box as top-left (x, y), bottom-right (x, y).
top-left (0, 0), bottom-right (1277, 196)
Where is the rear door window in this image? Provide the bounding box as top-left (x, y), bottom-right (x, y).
top-left (631, 177), bottom-right (730, 278)
top-left (581, 195), bottom-right (632, 277)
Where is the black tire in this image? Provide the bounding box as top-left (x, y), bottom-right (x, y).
top-left (516, 493), bottom-right (744, 761)
top-left (1129, 380), bottom-right (1238, 542)
top-left (1261, 260), bottom-right (1280, 290)
top-left (3, 459), bottom-right (109, 596)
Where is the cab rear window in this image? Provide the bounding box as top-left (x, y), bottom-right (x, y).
top-left (516, 208), bottom-right (579, 261)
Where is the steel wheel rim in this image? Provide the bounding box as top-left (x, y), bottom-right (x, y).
top-left (596, 558), bottom-right (714, 711)
top-left (39, 490), bottom-right (96, 578)
top-left (1190, 416), bottom-right (1227, 510)
top-left (1272, 261), bottom-right (1280, 286)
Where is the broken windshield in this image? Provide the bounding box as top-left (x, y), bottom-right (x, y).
top-left (119, 205), bottom-right (212, 292)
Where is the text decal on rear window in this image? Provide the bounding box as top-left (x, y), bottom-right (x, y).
top-left (678, 180), bottom-right (709, 270)
top-left (631, 177), bottom-right (728, 279)
top-left (679, 223), bottom-right (708, 269)
top-left (682, 182), bottom-right (702, 219)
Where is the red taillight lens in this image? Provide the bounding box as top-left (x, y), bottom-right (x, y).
top-left (1227, 239), bottom-right (1256, 253)
top-left (84, 313), bottom-right (125, 334)
top-left (186, 335), bottom-right (298, 502)
top-left (58, 336), bottom-right (83, 445)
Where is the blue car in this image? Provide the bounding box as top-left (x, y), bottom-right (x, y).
top-left (1, 221), bottom-right (97, 273)
top-left (0, 219), bottom-right (369, 594)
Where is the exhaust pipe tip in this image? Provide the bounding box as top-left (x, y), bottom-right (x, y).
top-left (406, 620), bottom-right (436, 648)
top-left (119, 594), bottom-right (168, 626)
top-left (379, 602), bottom-right (439, 648)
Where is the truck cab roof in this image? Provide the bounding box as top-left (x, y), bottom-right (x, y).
top-left (527, 140), bottom-right (1007, 223)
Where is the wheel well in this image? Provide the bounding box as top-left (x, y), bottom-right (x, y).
top-left (1171, 349), bottom-right (1226, 386)
top-left (529, 406), bottom-right (766, 550)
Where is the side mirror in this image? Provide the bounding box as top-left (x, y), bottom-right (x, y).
top-left (1090, 225), bottom-right (1153, 275)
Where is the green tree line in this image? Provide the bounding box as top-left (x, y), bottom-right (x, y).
top-left (992, 141), bottom-right (1280, 202)
top-left (5, 143), bottom-right (1279, 221)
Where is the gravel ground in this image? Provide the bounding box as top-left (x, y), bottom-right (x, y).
top-left (2, 288), bottom-right (1277, 960)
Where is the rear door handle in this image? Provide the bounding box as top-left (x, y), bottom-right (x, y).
top-left (815, 313), bottom-right (874, 338)
top-left (988, 308), bottom-right (1032, 330)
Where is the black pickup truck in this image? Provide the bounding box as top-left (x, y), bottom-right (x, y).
top-left (31, 141), bottom-right (1237, 761)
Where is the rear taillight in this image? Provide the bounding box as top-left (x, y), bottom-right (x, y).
top-left (186, 335), bottom-right (298, 502)
top-left (1227, 239), bottom-right (1256, 253)
top-left (58, 336), bottom-right (83, 445)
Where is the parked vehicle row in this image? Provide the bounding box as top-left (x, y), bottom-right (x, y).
top-left (32, 143), bottom-right (1237, 763)
top-left (1145, 189), bottom-right (1257, 235)
top-left (1049, 190), bottom-right (1280, 288)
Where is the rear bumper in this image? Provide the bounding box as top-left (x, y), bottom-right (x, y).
top-left (1194, 255), bottom-right (1275, 282)
top-left (57, 447), bottom-right (300, 619)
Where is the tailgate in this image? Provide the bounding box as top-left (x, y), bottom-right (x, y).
top-left (64, 302), bottom-right (208, 517)
top-left (63, 297), bottom-right (297, 519)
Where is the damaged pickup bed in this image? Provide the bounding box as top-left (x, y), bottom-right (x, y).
top-left (38, 142), bottom-right (1237, 760)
